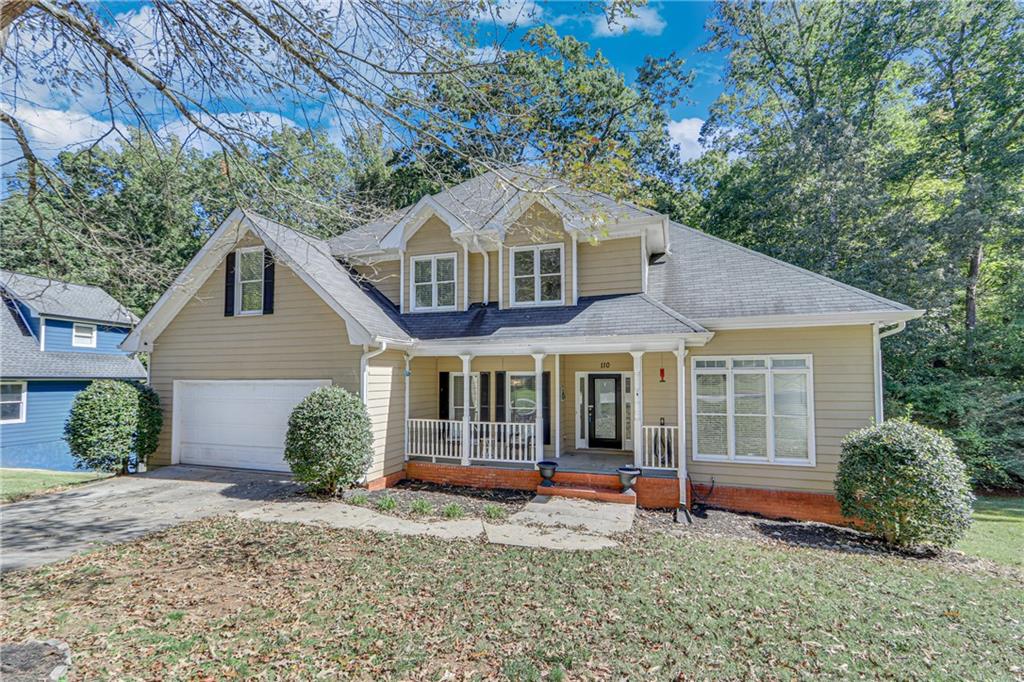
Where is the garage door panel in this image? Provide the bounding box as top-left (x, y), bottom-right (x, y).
top-left (175, 380), bottom-right (329, 471)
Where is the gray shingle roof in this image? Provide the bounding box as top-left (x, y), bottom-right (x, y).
top-left (646, 223), bottom-right (913, 321)
top-left (1, 299), bottom-right (146, 379)
top-left (329, 167), bottom-right (657, 256)
top-left (0, 270), bottom-right (138, 325)
top-left (243, 211), bottom-right (411, 342)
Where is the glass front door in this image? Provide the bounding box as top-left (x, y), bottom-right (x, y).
top-left (587, 374), bottom-right (622, 449)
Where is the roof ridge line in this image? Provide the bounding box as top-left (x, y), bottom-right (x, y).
top-left (668, 221), bottom-right (909, 311)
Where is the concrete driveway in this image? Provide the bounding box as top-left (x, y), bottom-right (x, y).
top-left (0, 465), bottom-right (301, 573)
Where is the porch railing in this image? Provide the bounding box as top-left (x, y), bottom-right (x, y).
top-left (641, 424), bottom-right (678, 469)
top-left (406, 418), bottom-right (535, 464)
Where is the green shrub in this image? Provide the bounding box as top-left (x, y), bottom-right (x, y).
top-left (409, 499), bottom-right (433, 516)
top-left (64, 380), bottom-right (162, 473)
top-left (835, 420), bottom-right (974, 547)
top-left (376, 495), bottom-right (397, 511)
top-left (284, 387), bottom-right (372, 495)
top-left (441, 503), bottom-right (465, 519)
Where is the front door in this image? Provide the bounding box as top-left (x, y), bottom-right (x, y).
top-left (587, 374), bottom-right (622, 449)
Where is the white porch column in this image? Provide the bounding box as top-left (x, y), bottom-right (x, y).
top-left (630, 351), bottom-right (644, 467)
top-left (404, 354), bottom-right (411, 461)
top-left (674, 345), bottom-right (687, 506)
top-left (532, 352), bottom-right (545, 463)
top-left (554, 353), bottom-right (561, 458)
top-left (460, 353), bottom-right (472, 465)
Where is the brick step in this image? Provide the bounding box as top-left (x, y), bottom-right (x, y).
top-left (538, 483), bottom-right (636, 505)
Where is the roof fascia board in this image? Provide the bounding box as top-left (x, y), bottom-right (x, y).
top-left (698, 310), bottom-right (926, 330)
top-left (412, 332), bottom-right (713, 357)
top-left (382, 197), bottom-right (468, 250)
top-left (34, 313), bottom-right (132, 328)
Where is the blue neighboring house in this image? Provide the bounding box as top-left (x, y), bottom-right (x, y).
top-left (0, 270), bottom-right (147, 471)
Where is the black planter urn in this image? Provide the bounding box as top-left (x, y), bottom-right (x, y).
top-left (537, 460), bottom-right (559, 487)
top-left (617, 466), bottom-right (641, 494)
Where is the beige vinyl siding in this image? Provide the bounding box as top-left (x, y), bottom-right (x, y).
top-left (685, 325), bottom-right (876, 493)
top-left (577, 236), bottom-right (643, 297)
top-left (148, 233), bottom-right (362, 467)
top-left (499, 204), bottom-right (573, 309)
top-left (352, 260), bottom-right (400, 306)
top-left (364, 349), bottom-right (407, 480)
top-left (403, 216), bottom-right (465, 313)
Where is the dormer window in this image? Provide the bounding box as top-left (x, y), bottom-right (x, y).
top-left (411, 253), bottom-right (457, 311)
top-left (511, 244), bottom-right (563, 306)
top-left (72, 322), bottom-right (97, 348)
top-left (236, 246), bottom-right (265, 315)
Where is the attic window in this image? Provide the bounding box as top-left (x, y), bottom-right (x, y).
top-left (235, 247), bottom-right (265, 315)
top-left (72, 322), bottom-right (97, 348)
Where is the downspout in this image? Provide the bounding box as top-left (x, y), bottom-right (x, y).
top-left (873, 321), bottom-right (907, 423)
top-left (360, 340), bottom-right (388, 402)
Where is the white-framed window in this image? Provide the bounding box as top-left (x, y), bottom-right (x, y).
top-left (507, 373), bottom-right (538, 423)
top-left (235, 246), bottom-right (265, 315)
top-left (692, 355), bottom-right (815, 466)
top-left (450, 372), bottom-right (481, 422)
top-left (0, 381), bottom-right (26, 424)
top-left (411, 253), bottom-right (457, 311)
top-left (510, 244), bottom-right (563, 306)
top-left (71, 322), bottom-right (97, 348)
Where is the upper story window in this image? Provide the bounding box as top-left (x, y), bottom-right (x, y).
top-left (236, 247), bottom-right (265, 315)
top-left (511, 244), bottom-right (563, 306)
top-left (72, 322), bottom-right (97, 348)
top-left (693, 356), bottom-right (815, 466)
top-left (0, 381), bottom-right (26, 424)
top-left (411, 253), bottom-right (456, 311)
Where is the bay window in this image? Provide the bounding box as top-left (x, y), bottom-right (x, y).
top-left (693, 356), bottom-right (814, 465)
top-left (510, 244), bottom-right (563, 306)
top-left (411, 253), bottom-right (457, 311)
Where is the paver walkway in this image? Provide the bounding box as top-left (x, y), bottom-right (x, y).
top-left (241, 494), bottom-right (634, 551)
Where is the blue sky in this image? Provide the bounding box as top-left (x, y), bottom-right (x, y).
top-left (5, 1), bottom-right (724, 163)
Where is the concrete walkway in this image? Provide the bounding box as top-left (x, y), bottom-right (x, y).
top-left (241, 494), bottom-right (634, 551)
top-left (0, 466), bottom-right (300, 572)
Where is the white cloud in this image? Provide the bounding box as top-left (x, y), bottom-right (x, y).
top-left (1, 104), bottom-right (122, 158)
top-left (479, 0), bottom-right (544, 27)
top-left (590, 6), bottom-right (666, 37)
top-left (667, 117), bottom-right (706, 162)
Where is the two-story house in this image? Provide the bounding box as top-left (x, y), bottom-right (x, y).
top-left (1, 270), bottom-right (146, 470)
top-left (123, 170), bottom-right (922, 522)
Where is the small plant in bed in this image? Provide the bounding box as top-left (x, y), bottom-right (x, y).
top-left (284, 387), bottom-right (371, 496)
top-left (348, 492), bottom-right (369, 506)
top-left (483, 504), bottom-right (506, 520)
top-left (376, 495), bottom-right (397, 512)
top-left (836, 419), bottom-right (974, 548)
top-left (409, 499), bottom-right (434, 516)
top-left (441, 503), bottom-right (465, 519)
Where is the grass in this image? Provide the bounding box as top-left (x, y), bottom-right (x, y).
top-left (0, 468), bottom-right (109, 503)
top-left (1, 517), bottom-right (1019, 680)
top-left (957, 495), bottom-right (1024, 567)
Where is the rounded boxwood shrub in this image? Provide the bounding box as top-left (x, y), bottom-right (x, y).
top-left (284, 386), bottom-right (372, 495)
top-left (835, 419), bottom-right (973, 547)
top-left (65, 380), bottom-right (163, 473)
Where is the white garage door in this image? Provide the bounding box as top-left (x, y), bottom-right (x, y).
top-left (175, 380), bottom-right (330, 472)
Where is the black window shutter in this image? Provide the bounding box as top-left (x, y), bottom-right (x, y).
top-left (542, 371), bottom-right (551, 445)
top-left (494, 372), bottom-right (506, 422)
top-left (224, 252), bottom-right (236, 317)
top-left (438, 371), bottom-right (450, 420)
top-left (480, 372), bottom-right (490, 422)
top-left (262, 249), bottom-right (275, 314)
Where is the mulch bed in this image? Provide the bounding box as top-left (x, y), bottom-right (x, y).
top-left (338, 480), bottom-right (533, 519)
top-left (634, 504), bottom-right (983, 567)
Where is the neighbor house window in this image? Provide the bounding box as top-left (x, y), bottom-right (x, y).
top-left (450, 373), bottom-right (481, 422)
top-left (508, 373), bottom-right (537, 423)
top-left (411, 253), bottom-right (456, 311)
top-left (236, 246), bottom-right (265, 315)
top-left (510, 244), bottom-right (562, 306)
top-left (692, 356), bottom-right (814, 466)
top-left (72, 322), bottom-right (97, 348)
top-left (0, 382), bottom-right (26, 424)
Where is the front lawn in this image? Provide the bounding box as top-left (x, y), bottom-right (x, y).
top-left (1, 517), bottom-right (1020, 680)
top-left (957, 495), bottom-right (1024, 567)
top-left (0, 468), bottom-right (109, 503)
